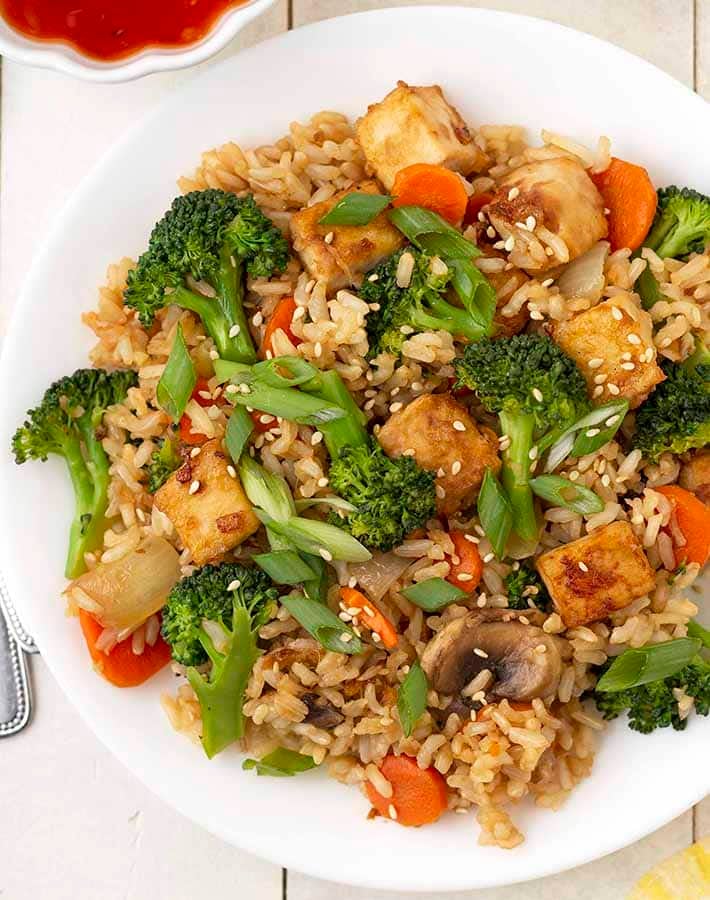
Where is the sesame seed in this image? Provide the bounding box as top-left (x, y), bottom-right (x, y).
top-left (311, 431), bottom-right (323, 446)
top-left (367, 273), bottom-right (379, 282)
top-left (388, 804), bottom-right (398, 820)
top-left (346, 607), bottom-right (360, 617)
top-left (368, 303), bottom-right (381, 312)
top-left (504, 235), bottom-right (515, 252)
top-left (529, 310), bottom-right (544, 320)
top-left (364, 399), bottom-right (376, 411)
top-left (411, 381), bottom-right (423, 392)
top-left (601, 474), bottom-right (611, 487)
top-left (339, 611), bottom-right (352, 622)
top-left (519, 616), bottom-right (530, 625)
top-left (252, 311), bottom-right (263, 327)
top-left (545, 247), bottom-right (554, 256)
top-left (348, 576), bottom-right (357, 588)
top-left (402, 665), bottom-right (410, 675)
top-left (259, 414), bottom-right (275, 425)
top-left (198, 390), bottom-right (212, 400)
top-left (611, 306), bottom-right (623, 321)
top-left (483, 552), bottom-right (495, 564)
top-left (492, 240), bottom-right (506, 251)
top-left (363, 606), bottom-right (375, 617)
top-left (209, 349), bottom-right (219, 360)
top-left (188, 480), bottom-right (200, 495)
top-left (508, 187), bottom-right (520, 201)
top-left (390, 386), bottom-right (400, 397)
top-left (621, 351), bottom-right (632, 361)
top-left (486, 226), bottom-right (496, 239)
top-left (535, 643), bottom-right (547, 654)
top-left (474, 524), bottom-right (485, 536)
top-left (458, 573), bottom-right (474, 582)
top-left (435, 485), bottom-right (446, 499)
top-left (472, 690), bottom-right (486, 703)
top-left (604, 207), bottom-right (611, 215)
top-left (478, 211), bottom-right (486, 223)
top-left (473, 647), bottom-right (489, 658)
top-left (532, 387), bottom-right (543, 402)
top-left (292, 305), bottom-right (305, 321)
top-left (588, 358), bottom-right (604, 369)
top-left (451, 460), bottom-right (462, 475)
top-left (340, 632), bottom-right (352, 643)
top-left (453, 420), bottom-right (466, 432)
top-left (464, 534), bottom-right (478, 543)
top-left (578, 561), bottom-right (589, 572)
top-left (319, 548), bottom-right (333, 562)
top-left (621, 362), bottom-right (635, 371)
top-left (227, 465), bottom-right (237, 479)
top-left (525, 215), bottom-right (537, 231)
top-left (541, 278), bottom-right (554, 288)
top-left (239, 383), bottom-right (251, 394)
top-left (228, 324), bottom-right (241, 338)
top-left (317, 477), bottom-right (329, 487)
top-left (225, 383), bottom-right (239, 394)
top-left (476, 595), bottom-right (487, 608)
top-left (324, 231), bottom-right (334, 244)
top-left (371, 632), bottom-right (381, 643)
top-left (190, 447), bottom-right (201, 458)
top-left (627, 333), bottom-right (641, 345)
top-left (403, 448), bottom-right (416, 457)
top-left (594, 373), bottom-right (607, 385)
top-left (608, 383), bottom-right (620, 395)
top-left (227, 579), bottom-right (241, 591)
top-left (585, 428), bottom-right (601, 438)
top-left (569, 470), bottom-right (580, 481)
top-left (314, 341), bottom-right (322, 358)
top-left (498, 436), bottom-right (511, 451)
top-left (528, 446), bottom-right (538, 461)
top-left (136, 508), bottom-right (146, 523)
top-left (593, 386), bottom-right (604, 398)
top-left (390, 402), bottom-right (403, 413)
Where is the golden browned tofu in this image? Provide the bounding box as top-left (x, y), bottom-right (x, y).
top-left (154, 438), bottom-right (259, 566)
top-left (680, 450), bottom-right (710, 505)
top-left (486, 157), bottom-right (607, 273)
top-left (377, 393), bottom-right (500, 515)
top-left (552, 299), bottom-right (665, 409)
top-left (290, 182), bottom-right (404, 293)
top-left (536, 521), bottom-right (656, 628)
top-left (356, 81), bottom-right (488, 191)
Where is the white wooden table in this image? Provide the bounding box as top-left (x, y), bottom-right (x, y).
top-left (1, 3), bottom-right (708, 897)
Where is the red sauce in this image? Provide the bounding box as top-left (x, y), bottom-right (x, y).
top-left (0, 0), bottom-right (248, 62)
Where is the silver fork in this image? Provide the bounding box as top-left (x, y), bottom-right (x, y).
top-left (0, 573), bottom-right (36, 737)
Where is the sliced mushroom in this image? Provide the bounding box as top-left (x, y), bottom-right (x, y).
top-left (301, 693), bottom-right (345, 730)
top-left (420, 610), bottom-right (563, 702)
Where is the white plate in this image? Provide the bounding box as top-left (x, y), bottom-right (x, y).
top-left (0, 7), bottom-right (708, 892)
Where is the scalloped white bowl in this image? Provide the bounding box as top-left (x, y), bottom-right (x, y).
top-left (0, 0), bottom-right (276, 82)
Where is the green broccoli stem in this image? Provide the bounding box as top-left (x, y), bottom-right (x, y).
top-left (170, 281), bottom-right (255, 364)
top-left (62, 434), bottom-right (98, 579)
top-left (72, 411), bottom-right (112, 571)
top-left (499, 410), bottom-right (538, 542)
top-left (187, 606), bottom-right (258, 758)
top-left (214, 248), bottom-right (257, 363)
top-left (301, 370), bottom-right (369, 458)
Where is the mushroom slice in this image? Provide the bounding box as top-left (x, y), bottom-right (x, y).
top-left (420, 610), bottom-right (563, 702)
top-left (301, 693), bottom-right (345, 730)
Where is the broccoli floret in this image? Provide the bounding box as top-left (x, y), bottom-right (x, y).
top-left (146, 434), bottom-right (182, 493)
top-left (594, 658), bottom-right (710, 733)
top-left (124, 190), bottom-right (289, 362)
top-left (12, 368), bottom-right (137, 578)
top-left (633, 355), bottom-right (710, 462)
top-left (162, 562), bottom-right (278, 757)
top-left (360, 248), bottom-right (490, 357)
top-left (638, 186), bottom-right (710, 308)
top-left (504, 563), bottom-right (549, 610)
top-left (328, 442), bottom-right (436, 551)
top-left (162, 562), bottom-right (277, 668)
top-left (454, 335), bottom-right (590, 541)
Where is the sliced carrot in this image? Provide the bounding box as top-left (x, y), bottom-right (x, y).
top-left (464, 191), bottom-right (494, 226)
top-left (656, 485), bottom-right (710, 567)
top-left (446, 531), bottom-right (483, 594)
top-left (392, 164), bottom-right (469, 225)
top-left (339, 586), bottom-right (399, 650)
top-left (78, 610), bottom-right (171, 688)
top-left (261, 296), bottom-right (302, 359)
top-left (365, 754), bottom-right (448, 827)
top-left (591, 157), bottom-right (657, 251)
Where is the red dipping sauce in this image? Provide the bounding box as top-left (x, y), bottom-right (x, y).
top-left (0, 0), bottom-right (248, 62)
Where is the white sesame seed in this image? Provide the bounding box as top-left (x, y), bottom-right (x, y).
top-left (319, 548), bottom-right (333, 562)
top-left (545, 247), bottom-right (554, 256)
top-left (483, 552), bottom-right (495, 564)
top-left (324, 231), bottom-right (334, 244)
top-left (190, 447), bottom-right (202, 458)
top-left (317, 477), bottom-right (329, 488)
top-left (239, 383), bottom-right (251, 394)
top-left (311, 431), bottom-right (323, 446)
top-left (604, 207), bottom-right (611, 215)
top-left (225, 383), bottom-right (239, 395)
top-left (578, 561), bottom-right (589, 572)
top-left (476, 595), bottom-right (487, 608)
top-left (457, 573), bottom-right (474, 582)
top-left (474, 524), bottom-right (485, 536)
top-left (593, 385), bottom-right (604, 398)
top-left (528, 446), bottom-right (538, 461)
top-left (508, 187), bottom-right (520, 201)
top-left (435, 485), bottom-right (446, 499)
top-left (464, 534), bottom-right (478, 543)
top-left (451, 460), bottom-right (462, 475)
top-left (367, 273), bottom-right (379, 283)
top-left (259, 414), bottom-right (275, 425)
top-left (338, 611), bottom-right (352, 622)
top-left (388, 804), bottom-right (398, 820)
top-left (340, 632), bottom-right (352, 642)
top-left (399, 325), bottom-right (414, 335)
top-left (621, 362), bottom-right (635, 371)
top-left (348, 576), bottom-right (357, 588)
top-left (472, 690), bottom-right (486, 703)
top-left (209, 349), bottom-right (219, 360)
top-left (188, 480), bottom-right (200, 495)
top-left (228, 324), bottom-right (241, 338)
top-left (473, 647), bottom-right (489, 658)
top-left (368, 303), bottom-right (381, 312)
top-left (627, 333), bottom-right (641, 345)
top-left (526, 215), bottom-right (537, 231)
top-left (198, 390), bottom-right (212, 400)
top-left (227, 465), bottom-right (237, 479)
top-left (314, 341), bottom-right (322, 358)
top-left (492, 240), bottom-right (506, 251)
top-left (363, 606), bottom-right (375, 617)
top-left (529, 310), bottom-right (544, 320)
top-left (611, 306), bottom-right (623, 321)
top-left (585, 428), bottom-right (601, 437)
top-left (535, 643), bottom-right (548, 654)
top-left (390, 386), bottom-right (400, 397)
top-left (594, 373), bottom-right (607, 385)
top-left (588, 358), bottom-right (604, 369)
top-left (227, 579), bottom-right (241, 591)
top-left (601, 474), bottom-right (611, 487)
top-left (411, 382), bottom-right (423, 392)
top-left (504, 235), bottom-right (515, 252)
top-left (621, 351), bottom-right (632, 361)
top-left (486, 226), bottom-right (496, 239)
top-left (541, 278), bottom-right (554, 288)
top-left (252, 311), bottom-right (263, 327)
top-left (402, 448), bottom-right (416, 457)
top-left (532, 387), bottom-right (543, 402)
top-left (498, 436), bottom-right (511, 451)
top-left (519, 616), bottom-right (530, 625)
top-left (608, 383), bottom-right (620, 395)
top-left (568, 470), bottom-right (580, 481)
top-left (371, 632), bottom-right (381, 643)
top-left (292, 305), bottom-right (305, 321)
top-left (206, 405), bottom-right (221, 420)
top-left (390, 402), bottom-right (403, 413)
top-left (453, 420), bottom-right (466, 432)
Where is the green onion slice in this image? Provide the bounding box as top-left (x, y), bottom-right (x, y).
top-left (242, 748), bottom-right (318, 777)
top-left (397, 661), bottom-right (428, 738)
top-left (447, 256), bottom-right (496, 333)
top-left (225, 406), bottom-right (253, 463)
top-left (545, 400), bottom-right (629, 472)
top-left (596, 638), bottom-right (702, 692)
top-left (238, 455), bottom-right (296, 522)
top-left (389, 206), bottom-right (480, 260)
top-left (477, 467), bottom-right (513, 558)
top-left (156, 323), bottom-right (196, 423)
top-left (252, 356), bottom-right (321, 389)
top-left (281, 592), bottom-right (363, 654)
top-left (294, 496), bottom-right (356, 514)
top-left (319, 191), bottom-right (392, 227)
top-left (253, 549), bottom-right (320, 584)
top-left (402, 577), bottom-right (467, 611)
top-left (257, 511), bottom-right (371, 563)
top-left (687, 620), bottom-right (710, 649)
top-left (529, 475), bottom-right (604, 515)
top-left (233, 384), bottom-right (347, 427)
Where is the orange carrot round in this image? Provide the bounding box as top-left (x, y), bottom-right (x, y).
top-left (591, 157), bottom-right (657, 251)
top-left (446, 530), bottom-right (483, 594)
top-left (79, 610), bottom-right (171, 687)
top-left (261, 296), bottom-right (302, 359)
top-left (339, 586), bottom-right (399, 649)
top-left (392, 164), bottom-right (469, 225)
top-left (656, 485), bottom-right (710, 567)
top-left (365, 754), bottom-right (448, 827)
top-left (464, 191), bottom-right (494, 226)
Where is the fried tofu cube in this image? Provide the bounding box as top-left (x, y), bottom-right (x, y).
top-left (536, 521), bottom-right (656, 628)
top-left (552, 299), bottom-right (665, 409)
top-left (154, 438), bottom-right (259, 566)
top-left (290, 181), bottom-right (404, 293)
top-left (356, 81), bottom-right (488, 191)
top-left (377, 393), bottom-right (500, 515)
top-left (486, 157), bottom-right (607, 273)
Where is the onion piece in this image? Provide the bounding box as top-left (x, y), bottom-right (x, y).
top-left (349, 551), bottom-right (412, 602)
top-left (66, 536), bottom-right (181, 632)
top-left (556, 241), bottom-right (609, 302)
